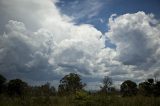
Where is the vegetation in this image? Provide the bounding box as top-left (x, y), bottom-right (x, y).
top-left (0, 74), bottom-right (6, 93)
top-left (58, 73), bottom-right (86, 95)
top-left (121, 80), bottom-right (137, 96)
top-left (7, 79), bottom-right (28, 96)
top-left (100, 76), bottom-right (113, 93)
top-left (0, 73), bottom-right (160, 106)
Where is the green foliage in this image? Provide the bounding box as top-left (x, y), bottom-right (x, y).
top-left (139, 79), bottom-right (160, 96)
top-left (0, 74), bottom-right (6, 85)
top-left (0, 94), bottom-right (160, 106)
top-left (0, 74), bottom-right (6, 93)
top-left (0, 73), bottom-right (160, 106)
top-left (154, 81), bottom-right (160, 96)
top-left (27, 83), bottom-right (56, 97)
top-left (73, 90), bottom-right (93, 106)
top-left (139, 82), bottom-right (152, 96)
top-left (147, 79), bottom-right (154, 84)
top-left (121, 80), bottom-right (137, 96)
top-left (58, 73), bottom-right (86, 95)
top-left (7, 79), bottom-right (28, 96)
top-left (39, 83), bottom-right (56, 96)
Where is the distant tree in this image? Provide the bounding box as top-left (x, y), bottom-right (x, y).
top-left (39, 83), bottom-right (56, 96)
top-left (50, 86), bottom-right (56, 96)
top-left (148, 78), bottom-right (154, 84)
top-left (139, 82), bottom-right (150, 96)
top-left (139, 79), bottom-right (154, 96)
top-left (154, 81), bottom-right (160, 96)
top-left (7, 79), bottom-right (28, 96)
top-left (100, 76), bottom-right (112, 93)
top-left (121, 80), bottom-right (137, 96)
top-left (0, 74), bottom-right (6, 93)
top-left (29, 86), bottom-right (42, 96)
top-left (39, 83), bottom-right (51, 96)
top-left (58, 73), bottom-right (86, 95)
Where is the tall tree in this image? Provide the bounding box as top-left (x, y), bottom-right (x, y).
top-left (58, 73), bottom-right (86, 94)
top-left (100, 76), bottom-right (112, 93)
top-left (121, 80), bottom-right (137, 96)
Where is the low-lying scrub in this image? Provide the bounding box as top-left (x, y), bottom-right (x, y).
top-left (0, 93), bottom-right (160, 106)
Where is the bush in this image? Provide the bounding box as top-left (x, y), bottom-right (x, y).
top-left (7, 79), bottom-right (28, 96)
top-left (73, 90), bottom-right (93, 106)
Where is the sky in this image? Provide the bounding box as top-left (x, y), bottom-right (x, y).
top-left (0, 0), bottom-right (160, 90)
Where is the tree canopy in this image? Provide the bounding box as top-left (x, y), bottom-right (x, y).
top-left (7, 79), bottom-right (28, 96)
top-left (58, 73), bottom-right (86, 94)
top-left (139, 79), bottom-right (160, 96)
top-left (121, 80), bottom-right (137, 96)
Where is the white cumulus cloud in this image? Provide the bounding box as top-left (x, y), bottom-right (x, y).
top-left (0, 0), bottom-right (160, 89)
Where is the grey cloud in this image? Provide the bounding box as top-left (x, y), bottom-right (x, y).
top-left (0, 20), bottom-right (57, 81)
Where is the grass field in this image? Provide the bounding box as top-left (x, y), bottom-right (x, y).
top-left (0, 93), bottom-right (160, 106)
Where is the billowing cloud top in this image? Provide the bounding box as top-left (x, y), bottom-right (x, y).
top-left (0, 0), bottom-right (160, 89)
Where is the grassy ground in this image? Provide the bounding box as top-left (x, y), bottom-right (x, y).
top-left (0, 94), bottom-right (160, 106)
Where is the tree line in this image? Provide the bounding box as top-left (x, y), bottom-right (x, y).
top-left (0, 73), bottom-right (160, 97)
